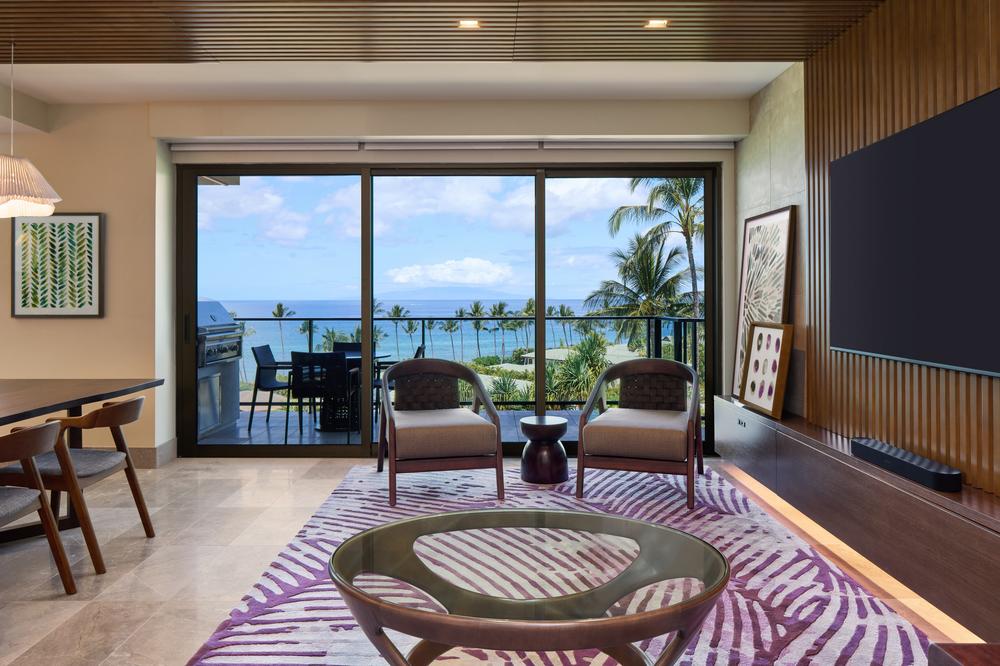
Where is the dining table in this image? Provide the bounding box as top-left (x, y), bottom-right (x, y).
top-left (0, 378), bottom-right (164, 543)
top-left (312, 351), bottom-right (389, 433)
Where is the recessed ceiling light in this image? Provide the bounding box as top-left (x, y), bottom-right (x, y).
top-left (458, 19), bottom-right (481, 29)
top-left (644, 19), bottom-right (669, 29)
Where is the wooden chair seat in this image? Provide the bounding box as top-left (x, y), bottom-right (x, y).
top-left (0, 486), bottom-right (40, 524)
top-left (0, 450), bottom-right (126, 484)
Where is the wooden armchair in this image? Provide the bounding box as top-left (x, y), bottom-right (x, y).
top-left (378, 358), bottom-right (503, 506)
top-left (577, 358), bottom-right (703, 509)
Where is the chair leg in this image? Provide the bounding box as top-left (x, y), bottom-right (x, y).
top-left (377, 406), bottom-right (387, 472)
top-left (53, 438), bottom-right (106, 574)
top-left (298, 398), bottom-right (304, 433)
top-left (388, 456), bottom-right (397, 506)
top-left (112, 426), bottom-right (155, 538)
top-left (575, 442), bottom-right (586, 499)
top-left (696, 423), bottom-right (705, 475)
top-left (284, 391), bottom-right (291, 445)
top-left (248, 386), bottom-right (258, 432)
top-left (36, 494), bottom-right (76, 595)
top-left (266, 392), bottom-right (274, 423)
top-left (686, 457), bottom-right (696, 510)
top-left (495, 453), bottom-right (505, 501)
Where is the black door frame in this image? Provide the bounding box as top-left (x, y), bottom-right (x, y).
top-left (176, 162), bottom-right (721, 458)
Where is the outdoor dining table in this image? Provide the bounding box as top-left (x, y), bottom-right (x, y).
top-left (297, 352), bottom-right (390, 433)
top-left (0, 378), bottom-right (163, 543)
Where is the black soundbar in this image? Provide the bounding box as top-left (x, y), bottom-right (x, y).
top-left (850, 437), bottom-right (962, 492)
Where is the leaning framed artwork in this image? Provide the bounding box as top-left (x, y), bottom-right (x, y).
top-left (732, 206), bottom-right (794, 396)
top-left (739, 322), bottom-right (794, 418)
top-left (11, 213), bottom-right (104, 317)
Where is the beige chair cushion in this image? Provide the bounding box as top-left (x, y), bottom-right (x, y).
top-left (583, 408), bottom-right (690, 461)
top-left (393, 408), bottom-right (497, 460)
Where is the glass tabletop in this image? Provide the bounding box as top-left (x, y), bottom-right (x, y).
top-left (330, 509), bottom-right (729, 622)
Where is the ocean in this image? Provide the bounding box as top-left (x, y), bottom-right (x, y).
top-left (220, 298), bottom-right (595, 382)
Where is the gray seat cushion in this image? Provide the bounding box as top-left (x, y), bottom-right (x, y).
top-left (393, 408), bottom-right (497, 460)
top-left (583, 408), bottom-right (690, 462)
top-left (0, 486), bottom-right (40, 524)
top-left (0, 450), bottom-right (127, 480)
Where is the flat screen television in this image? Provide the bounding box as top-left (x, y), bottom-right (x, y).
top-left (829, 87), bottom-right (1000, 377)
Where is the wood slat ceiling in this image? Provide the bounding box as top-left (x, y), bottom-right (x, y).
top-left (0, 1), bottom-right (883, 63)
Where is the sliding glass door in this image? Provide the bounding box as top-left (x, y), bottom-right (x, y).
top-left (177, 165), bottom-right (716, 456)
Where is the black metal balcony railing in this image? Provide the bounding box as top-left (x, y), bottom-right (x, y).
top-left (230, 314), bottom-right (705, 410)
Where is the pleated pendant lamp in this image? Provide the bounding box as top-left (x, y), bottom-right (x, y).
top-left (0, 43), bottom-right (60, 218)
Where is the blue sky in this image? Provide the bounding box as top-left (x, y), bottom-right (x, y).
top-left (197, 174), bottom-right (701, 303)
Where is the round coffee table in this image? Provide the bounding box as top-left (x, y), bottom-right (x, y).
top-left (329, 509), bottom-right (730, 665)
top-left (519, 415), bottom-right (569, 484)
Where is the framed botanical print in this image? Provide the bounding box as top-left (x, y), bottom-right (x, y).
top-left (739, 322), bottom-right (794, 418)
top-left (12, 213), bottom-right (104, 317)
top-left (732, 206), bottom-right (794, 396)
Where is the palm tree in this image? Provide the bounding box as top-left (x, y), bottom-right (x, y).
top-left (584, 233), bottom-right (689, 348)
top-left (469, 301), bottom-right (486, 359)
top-left (425, 319), bottom-right (436, 356)
top-left (553, 335), bottom-right (609, 403)
top-left (558, 304), bottom-right (575, 346)
top-left (521, 297), bottom-right (535, 350)
top-left (403, 319), bottom-right (420, 355)
top-left (454, 307), bottom-right (468, 361)
top-left (298, 320), bottom-right (318, 351)
top-left (489, 301), bottom-right (509, 359)
top-left (545, 305), bottom-right (558, 346)
top-left (320, 327), bottom-right (339, 352)
top-left (271, 302), bottom-right (296, 356)
top-left (608, 177), bottom-right (704, 317)
top-left (442, 319), bottom-right (461, 360)
top-left (387, 304), bottom-right (409, 359)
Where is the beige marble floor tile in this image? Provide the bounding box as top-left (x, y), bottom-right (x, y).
top-left (95, 545), bottom-right (227, 602)
top-left (228, 505), bottom-right (317, 546)
top-left (171, 545), bottom-right (280, 603)
top-left (10, 600), bottom-right (160, 666)
top-left (164, 507), bottom-right (268, 547)
top-left (0, 601), bottom-right (89, 666)
top-left (100, 601), bottom-right (233, 666)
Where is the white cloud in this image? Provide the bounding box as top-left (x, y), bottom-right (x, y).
top-left (261, 211), bottom-right (310, 244)
top-left (387, 257), bottom-right (513, 286)
top-left (198, 176), bottom-right (283, 229)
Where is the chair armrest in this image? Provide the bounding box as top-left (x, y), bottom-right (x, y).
top-left (257, 362), bottom-right (292, 370)
top-left (687, 369), bottom-right (700, 425)
top-left (580, 366), bottom-right (613, 425)
top-left (467, 373), bottom-right (501, 430)
top-left (380, 368), bottom-right (396, 426)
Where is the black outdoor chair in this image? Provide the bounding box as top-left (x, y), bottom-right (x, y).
top-left (332, 342), bottom-right (362, 353)
top-left (287, 351), bottom-right (359, 444)
top-left (249, 345), bottom-right (291, 432)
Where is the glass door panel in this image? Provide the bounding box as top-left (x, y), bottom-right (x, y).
top-left (544, 176), bottom-right (707, 436)
top-left (195, 174), bottom-right (363, 447)
top-left (372, 174), bottom-right (535, 443)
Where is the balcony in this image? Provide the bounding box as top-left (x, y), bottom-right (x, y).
top-left (198, 314), bottom-right (705, 446)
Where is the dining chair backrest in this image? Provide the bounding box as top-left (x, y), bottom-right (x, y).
top-left (92, 397), bottom-right (144, 429)
top-left (252, 345), bottom-right (280, 385)
top-left (333, 342), bottom-right (361, 353)
top-left (0, 421), bottom-right (61, 466)
top-left (413, 344), bottom-right (426, 359)
top-left (291, 351), bottom-right (349, 400)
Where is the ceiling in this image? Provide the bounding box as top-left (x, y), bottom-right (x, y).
top-left (14, 61), bottom-right (793, 104)
top-left (0, 1), bottom-right (883, 63)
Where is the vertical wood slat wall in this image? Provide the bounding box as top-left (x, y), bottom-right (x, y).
top-left (805, 0), bottom-right (1000, 494)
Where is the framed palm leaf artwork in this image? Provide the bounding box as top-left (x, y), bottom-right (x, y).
top-left (733, 206), bottom-right (794, 397)
top-left (11, 213), bottom-right (104, 317)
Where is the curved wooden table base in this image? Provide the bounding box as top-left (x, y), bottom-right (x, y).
top-left (331, 510), bottom-right (729, 666)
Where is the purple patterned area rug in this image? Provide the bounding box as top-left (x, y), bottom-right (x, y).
top-left (189, 466), bottom-right (928, 665)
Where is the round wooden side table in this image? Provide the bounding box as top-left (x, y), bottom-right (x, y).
top-left (519, 415), bottom-right (569, 484)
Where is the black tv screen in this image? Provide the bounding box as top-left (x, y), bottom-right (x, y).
top-left (830, 87), bottom-right (1000, 377)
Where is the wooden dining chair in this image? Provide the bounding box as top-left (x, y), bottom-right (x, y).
top-left (0, 422), bottom-right (76, 595)
top-left (0, 396), bottom-right (155, 575)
